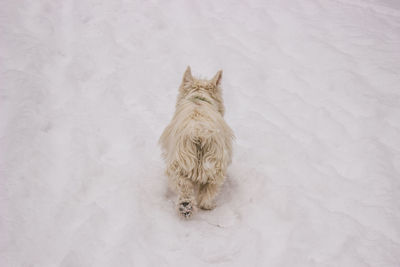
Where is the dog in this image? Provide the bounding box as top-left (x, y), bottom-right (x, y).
top-left (159, 66), bottom-right (234, 218)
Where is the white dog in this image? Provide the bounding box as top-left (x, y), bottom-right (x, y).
top-left (160, 66), bottom-right (234, 218)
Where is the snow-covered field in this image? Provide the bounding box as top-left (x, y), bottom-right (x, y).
top-left (1, 0), bottom-right (400, 266)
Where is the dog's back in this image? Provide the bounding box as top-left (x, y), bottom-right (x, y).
top-left (160, 98), bottom-right (233, 184)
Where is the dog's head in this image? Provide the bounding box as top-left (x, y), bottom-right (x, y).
top-left (178, 66), bottom-right (225, 115)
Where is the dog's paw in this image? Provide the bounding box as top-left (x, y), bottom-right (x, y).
top-left (178, 201), bottom-right (194, 219)
top-left (198, 201), bottom-right (216, 210)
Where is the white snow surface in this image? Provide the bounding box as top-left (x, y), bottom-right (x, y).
top-left (1, 0), bottom-right (400, 266)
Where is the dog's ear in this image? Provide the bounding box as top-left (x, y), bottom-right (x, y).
top-left (182, 66), bottom-right (193, 85)
top-left (211, 70), bottom-right (223, 87)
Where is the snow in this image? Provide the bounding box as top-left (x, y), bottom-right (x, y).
top-left (1, 0), bottom-right (400, 266)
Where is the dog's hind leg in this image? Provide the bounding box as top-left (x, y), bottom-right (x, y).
top-left (196, 136), bottom-right (227, 210)
top-left (172, 175), bottom-right (196, 218)
top-left (198, 182), bottom-right (220, 210)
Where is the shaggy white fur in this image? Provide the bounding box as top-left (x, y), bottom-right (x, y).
top-left (159, 67), bottom-right (234, 218)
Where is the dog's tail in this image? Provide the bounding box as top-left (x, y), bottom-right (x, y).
top-left (170, 120), bottom-right (233, 183)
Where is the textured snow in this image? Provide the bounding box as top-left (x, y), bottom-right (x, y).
top-left (1, 0), bottom-right (400, 266)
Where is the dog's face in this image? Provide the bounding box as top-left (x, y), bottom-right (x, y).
top-left (177, 66), bottom-right (225, 115)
